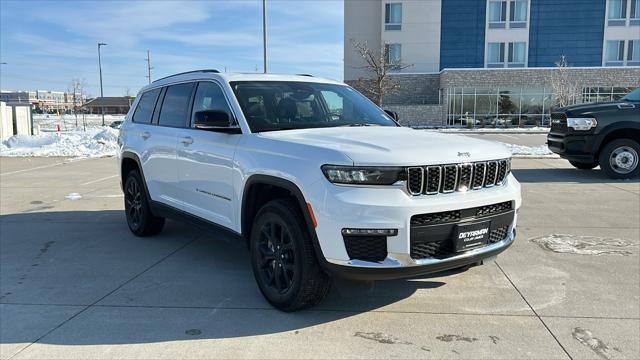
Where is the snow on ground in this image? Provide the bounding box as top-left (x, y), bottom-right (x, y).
top-left (34, 114), bottom-right (125, 131)
top-left (501, 143), bottom-right (559, 158)
top-left (1, 127), bottom-right (119, 158)
top-left (438, 126), bottom-right (550, 133)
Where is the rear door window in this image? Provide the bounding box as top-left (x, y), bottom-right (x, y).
top-left (132, 88), bottom-right (161, 124)
top-left (158, 83), bottom-right (195, 127)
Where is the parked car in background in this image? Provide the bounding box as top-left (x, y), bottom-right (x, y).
top-left (118, 70), bottom-right (522, 311)
top-left (547, 87), bottom-right (640, 179)
top-left (109, 120), bottom-right (123, 129)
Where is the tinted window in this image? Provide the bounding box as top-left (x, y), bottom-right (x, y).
top-left (158, 83), bottom-right (195, 127)
top-left (132, 88), bottom-right (160, 124)
top-left (231, 81), bottom-right (397, 132)
top-left (191, 82), bottom-right (233, 127)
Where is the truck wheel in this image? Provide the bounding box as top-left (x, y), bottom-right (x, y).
top-left (598, 139), bottom-right (640, 179)
top-left (124, 170), bottom-right (165, 236)
top-left (569, 160), bottom-right (598, 170)
top-left (250, 199), bottom-right (332, 311)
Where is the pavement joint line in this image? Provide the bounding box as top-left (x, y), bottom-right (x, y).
top-left (531, 158), bottom-right (640, 196)
top-left (79, 174), bottom-right (119, 186)
top-left (6, 235), bottom-right (200, 360)
top-left (495, 261), bottom-right (574, 360)
top-left (0, 158), bottom-right (89, 176)
top-left (3, 302), bottom-right (638, 321)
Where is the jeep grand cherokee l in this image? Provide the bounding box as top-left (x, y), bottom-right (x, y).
top-left (118, 70), bottom-right (522, 311)
top-left (547, 87), bottom-right (640, 179)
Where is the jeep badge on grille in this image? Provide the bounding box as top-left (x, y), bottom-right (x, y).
top-left (458, 152), bottom-right (471, 157)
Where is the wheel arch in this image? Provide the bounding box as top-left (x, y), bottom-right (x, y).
top-left (595, 123), bottom-right (640, 157)
top-left (240, 175), bottom-right (326, 263)
top-left (120, 151), bottom-right (153, 201)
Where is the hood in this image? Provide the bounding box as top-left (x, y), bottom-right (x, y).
top-left (559, 101), bottom-right (623, 115)
top-left (258, 127), bottom-right (511, 166)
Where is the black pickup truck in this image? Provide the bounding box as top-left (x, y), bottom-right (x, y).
top-left (547, 88), bottom-right (640, 179)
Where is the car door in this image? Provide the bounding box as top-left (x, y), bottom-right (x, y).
top-left (145, 82), bottom-right (195, 208)
top-left (176, 81), bottom-right (241, 229)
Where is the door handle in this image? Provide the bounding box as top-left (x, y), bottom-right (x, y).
top-left (180, 136), bottom-right (194, 145)
top-left (141, 131), bottom-right (151, 140)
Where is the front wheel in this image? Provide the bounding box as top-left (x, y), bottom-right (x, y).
top-left (250, 199), bottom-right (332, 311)
top-left (124, 170), bottom-right (165, 236)
top-left (569, 160), bottom-right (598, 170)
top-left (598, 139), bottom-right (640, 179)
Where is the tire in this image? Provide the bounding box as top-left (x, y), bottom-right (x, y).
top-left (598, 138), bottom-right (640, 179)
top-left (250, 199), bottom-right (332, 311)
top-left (124, 170), bottom-right (165, 236)
top-left (569, 160), bottom-right (598, 170)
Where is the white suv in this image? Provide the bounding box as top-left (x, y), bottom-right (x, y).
top-left (118, 70), bottom-right (522, 311)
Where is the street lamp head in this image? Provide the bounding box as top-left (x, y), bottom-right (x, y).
top-left (98, 43), bottom-right (107, 46)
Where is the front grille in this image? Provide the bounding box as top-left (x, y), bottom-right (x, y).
top-left (489, 226), bottom-right (509, 243)
top-left (550, 112), bottom-right (568, 133)
top-left (343, 235), bottom-right (387, 262)
top-left (410, 240), bottom-right (448, 259)
top-left (476, 201), bottom-right (513, 217)
top-left (411, 210), bottom-right (461, 226)
top-left (406, 159), bottom-right (510, 196)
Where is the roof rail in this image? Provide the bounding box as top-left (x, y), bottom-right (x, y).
top-left (153, 69), bottom-right (220, 83)
top-left (296, 74), bottom-right (313, 77)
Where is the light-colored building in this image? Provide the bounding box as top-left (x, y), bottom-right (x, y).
top-left (0, 90), bottom-right (85, 113)
top-left (345, 0), bottom-right (640, 127)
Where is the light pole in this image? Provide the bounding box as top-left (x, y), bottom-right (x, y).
top-left (262, 0), bottom-right (267, 73)
top-left (97, 43), bottom-right (107, 126)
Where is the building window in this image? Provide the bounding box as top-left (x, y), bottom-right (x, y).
top-left (487, 42), bottom-right (505, 67)
top-left (509, 0), bottom-right (527, 27)
top-left (608, 0), bottom-right (627, 25)
top-left (385, 3), bottom-right (402, 30)
top-left (605, 40), bottom-right (625, 65)
top-left (487, 42), bottom-right (526, 67)
top-left (508, 42), bottom-right (526, 67)
top-left (488, 1), bottom-right (507, 28)
top-left (385, 43), bottom-right (402, 69)
top-left (631, 0), bottom-right (640, 24)
top-left (628, 40), bottom-right (640, 65)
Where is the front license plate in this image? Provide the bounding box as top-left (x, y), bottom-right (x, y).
top-left (454, 221), bottom-right (491, 252)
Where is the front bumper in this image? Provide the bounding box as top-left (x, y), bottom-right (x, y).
top-left (547, 133), bottom-right (597, 162)
top-left (305, 174), bottom-right (521, 279)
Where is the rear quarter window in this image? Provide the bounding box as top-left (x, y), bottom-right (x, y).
top-left (132, 88), bottom-right (161, 124)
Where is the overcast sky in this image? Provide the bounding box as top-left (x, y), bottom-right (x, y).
top-left (0, 0), bottom-right (343, 97)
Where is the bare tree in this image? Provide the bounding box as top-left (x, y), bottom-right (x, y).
top-left (68, 78), bottom-right (88, 130)
top-left (123, 87), bottom-right (131, 97)
top-left (548, 55), bottom-right (580, 108)
top-left (351, 40), bottom-right (412, 107)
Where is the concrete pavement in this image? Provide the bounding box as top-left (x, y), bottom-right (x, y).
top-left (0, 157), bottom-right (638, 359)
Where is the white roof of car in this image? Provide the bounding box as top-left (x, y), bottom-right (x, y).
top-left (139, 70), bottom-right (344, 93)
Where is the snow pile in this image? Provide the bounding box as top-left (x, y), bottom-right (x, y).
top-left (530, 234), bottom-right (635, 256)
top-left (502, 143), bottom-right (558, 158)
top-left (34, 114), bottom-right (126, 131)
top-left (439, 126), bottom-right (550, 133)
top-left (1, 127), bottom-right (119, 158)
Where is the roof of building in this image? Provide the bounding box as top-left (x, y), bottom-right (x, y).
top-left (83, 97), bottom-right (135, 107)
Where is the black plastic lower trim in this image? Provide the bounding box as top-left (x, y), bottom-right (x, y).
top-left (323, 232), bottom-right (515, 281)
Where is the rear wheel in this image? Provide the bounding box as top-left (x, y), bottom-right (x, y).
top-left (250, 199), bottom-right (331, 311)
top-left (124, 170), bottom-right (165, 236)
top-left (569, 160), bottom-right (598, 170)
top-left (598, 138), bottom-right (640, 179)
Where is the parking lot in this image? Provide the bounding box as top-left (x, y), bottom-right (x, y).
top-left (1, 156), bottom-right (638, 359)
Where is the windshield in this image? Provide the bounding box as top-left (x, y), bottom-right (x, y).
top-left (622, 87), bottom-right (640, 102)
top-left (230, 81), bottom-right (398, 132)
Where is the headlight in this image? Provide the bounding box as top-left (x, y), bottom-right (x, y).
top-left (567, 117), bottom-right (597, 131)
top-left (321, 165), bottom-right (403, 185)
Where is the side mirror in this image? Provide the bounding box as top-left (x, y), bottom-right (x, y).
top-left (384, 109), bottom-right (399, 122)
top-left (193, 110), bottom-right (242, 134)
top-left (194, 110), bottom-right (231, 127)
